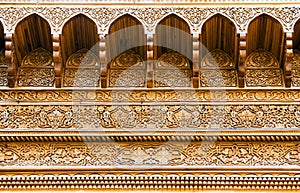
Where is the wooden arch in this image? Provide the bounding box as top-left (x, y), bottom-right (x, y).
top-left (61, 14), bottom-right (99, 67)
top-left (14, 14), bottom-right (52, 67)
top-left (247, 14), bottom-right (284, 64)
top-left (201, 14), bottom-right (237, 62)
top-left (293, 18), bottom-right (300, 51)
top-left (107, 14), bottom-right (146, 62)
top-left (155, 14), bottom-right (192, 60)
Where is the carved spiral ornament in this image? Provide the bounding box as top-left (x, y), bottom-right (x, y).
top-left (22, 48), bottom-right (53, 67)
top-left (156, 51), bottom-right (190, 69)
top-left (66, 48), bottom-right (99, 68)
top-left (201, 49), bottom-right (234, 68)
top-left (110, 50), bottom-right (144, 69)
top-left (246, 49), bottom-right (279, 68)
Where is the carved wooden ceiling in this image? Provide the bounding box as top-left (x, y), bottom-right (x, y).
top-left (1, 4), bottom-right (300, 193)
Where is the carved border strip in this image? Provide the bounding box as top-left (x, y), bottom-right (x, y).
top-left (0, 132), bottom-right (299, 142)
top-left (0, 141), bottom-right (300, 167)
top-left (1, 89), bottom-right (300, 103)
top-left (0, 104), bottom-right (300, 129)
top-left (0, 173), bottom-right (299, 191)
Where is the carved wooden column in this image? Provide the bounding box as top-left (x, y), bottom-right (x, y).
top-left (5, 33), bottom-right (16, 88)
top-left (146, 33), bottom-right (154, 88)
top-left (192, 33), bottom-right (200, 88)
top-left (53, 34), bottom-right (62, 88)
top-left (99, 34), bottom-right (108, 88)
top-left (238, 32), bottom-right (246, 88)
top-left (284, 32), bottom-right (293, 87)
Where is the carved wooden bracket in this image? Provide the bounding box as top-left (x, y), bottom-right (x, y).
top-left (146, 33), bottom-right (154, 88)
top-left (53, 34), bottom-right (62, 88)
top-left (238, 33), bottom-right (246, 88)
top-left (5, 33), bottom-right (16, 88)
top-left (99, 34), bottom-right (108, 88)
top-left (284, 32), bottom-right (293, 87)
top-left (192, 33), bottom-right (200, 88)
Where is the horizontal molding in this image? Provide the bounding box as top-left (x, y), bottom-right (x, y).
top-left (0, 141), bottom-right (300, 167)
top-left (0, 104), bottom-right (300, 129)
top-left (0, 173), bottom-right (299, 191)
top-left (1, 131), bottom-right (300, 142)
top-left (1, 89), bottom-right (300, 103)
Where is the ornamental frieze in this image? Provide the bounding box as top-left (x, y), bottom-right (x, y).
top-left (0, 7), bottom-right (299, 34)
top-left (1, 104), bottom-right (300, 129)
top-left (1, 89), bottom-right (300, 103)
top-left (0, 141), bottom-right (300, 167)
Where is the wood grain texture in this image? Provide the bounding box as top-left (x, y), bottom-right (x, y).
top-left (247, 14), bottom-right (284, 65)
top-left (107, 14), bottom-right (146, 62)
top-left (13, 14), bottom-right (52, 67)
top-left (293, 19), bottom-right (300, 50)
top-left (61, 14), bottom-right (98, 67)
top-left (155, 14), bottom-right (192, 60)
top-left (201, 14), bottom-right (237, 61)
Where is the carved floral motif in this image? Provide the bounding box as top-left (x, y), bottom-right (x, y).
top-left (245, 49), bottom-right (279, 68)
top-left (0, 104), bottom-right (299, 129)
top-left (17, 68), bottom-right (55, 87)
top-left (245, 69), bottom-right (283, 87)
top-left (0, 141), bottom-right (300, 167)
top-left (22, 48), bottom-right (53, 67)
top-left (200, 69), bottom-right (237, 87)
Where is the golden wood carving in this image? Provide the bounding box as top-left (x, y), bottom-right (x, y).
top-left (0, 104), bottom-right (300, 129)
top-left (0, 4), bottom-right (299, 193)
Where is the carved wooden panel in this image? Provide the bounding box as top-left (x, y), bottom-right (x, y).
top-left (200, 49), bottom-right (237, 87)
top-left (63, 48), bottom-right (100, 87)
top-left (291, 50), bottom-right (300, 87)
top-left (0, 50), bottom-right (7, 86)
top-left (17, 48), bottom-right (54, 87)
top-left (108, 50), bottom-right (145, 87)
top-left (245, 49), bottom-right (283, 87)
top-left (154, 51), bottom-right (192, 87)
top-left (0, 140), bottom-right (300, 167)
top-left (1, 104), bottom-right (300, 129)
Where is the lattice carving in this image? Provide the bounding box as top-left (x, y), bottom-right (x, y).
top-left (109, 69), bottom-right (145, 87)
top-left (0, 50), bottom-right (7, 86)
top-left (64, 49), bottom-right (100, 87)
top-left (109, 50), bottom-right (145, 87)
top-left (1, 104), bottom-right (300, 129)
top-left (291, 50), bottom-right (300, 87)
top-left (245, 49), bottom-right (279, 68)
top-left (17, 48), bottom-right (54, 87)
top-left (0, 7), bottom-right (299, 35)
